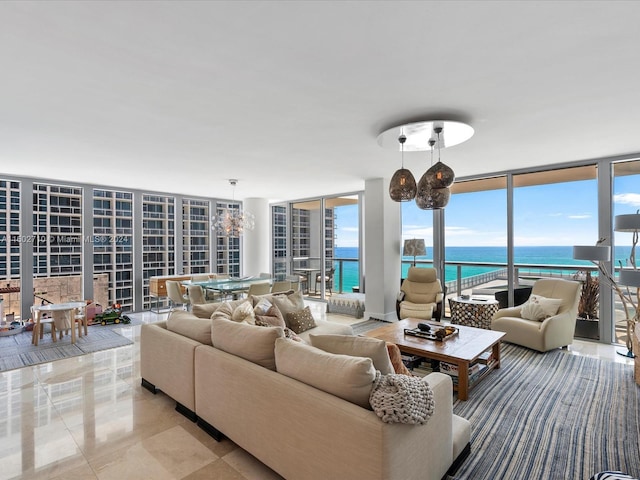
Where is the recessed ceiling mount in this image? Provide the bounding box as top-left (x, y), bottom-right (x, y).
top-left (377, 120), bottom-right (474, 151)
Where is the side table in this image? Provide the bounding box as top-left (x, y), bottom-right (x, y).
top-left (449, 295), bottom-right (499, 330)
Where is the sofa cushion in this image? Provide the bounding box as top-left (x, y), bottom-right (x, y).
top-left (286, 306), bottom-right (317, 334)
top-left (271, 290), bottom-right (305, 325)
top-left (166, 310), bottom-right (213, 345)
top-left (521, 294), bottom-right (563, 321)
top-left (253, 297), bottom-right (273, 315)
top-left (211, 318), bottom-right (283, 370)
top-left (275, 337), bottom-right (376, 409)
top-left (309, 334), bottom-right (394, 375)
top-left (255, 305), bottom-right (286, 328)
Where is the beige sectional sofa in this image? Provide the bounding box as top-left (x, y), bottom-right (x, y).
top-left (140, 293), bottom-right (470, 480)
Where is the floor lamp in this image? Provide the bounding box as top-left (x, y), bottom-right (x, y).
top-left (614, 212), bottom-right (640, 357)
top-left (573, 241), bottom-right (638, 358)
top-left (403, 239), bottom-right (426, 267)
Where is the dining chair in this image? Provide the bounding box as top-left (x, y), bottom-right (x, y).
top-left (246, 282), bottom-right (271, 297)
top-left (166, 280), bottom-right (190, 310)
top-left (187, 284), bottom-right (208, 304)
top-left (270, 280), bottom-right (291, 294)
top-left (315, 267), bottom-right (335, 295)
top-left (285, 275), bottom-right (301, 292)
top-left (31, 306), bottom-right (57, 346)
top-left (191, 274), bottom-right (211, 283)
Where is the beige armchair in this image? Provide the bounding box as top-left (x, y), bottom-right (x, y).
top-left (491, 278), bottom-right (581, 352)
top-left (397, 267), bottom-right (444, 320)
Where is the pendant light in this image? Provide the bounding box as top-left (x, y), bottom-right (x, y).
top-left (416, 139), bottom-right (436, 209)
top-left (389, 134), bottom-right (417, 202)
top-left (424, 127), bottom-right (455, 188)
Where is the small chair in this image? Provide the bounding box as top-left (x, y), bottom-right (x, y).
top-left (315, 268), bottom-right (335, 295)
top-left (166, 280), bottom-right (190, 310)
top-left (246, 282), bottom-right (271, 297)
top-left (271, 280), bottom-right (291, 294)
top-left (396, 267), bottom-right (444, 320)
top-left (74, 304), bottom-right (88, 338)
top-left (491, 278), bottom-right (581, 352)
top-left (31, 306), bottom-right (57, 346)
top-left (259, 272), bottom-right (272, 279)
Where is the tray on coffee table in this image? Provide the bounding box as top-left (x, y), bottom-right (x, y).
top-left (404, 326), bottom-right (458, 341)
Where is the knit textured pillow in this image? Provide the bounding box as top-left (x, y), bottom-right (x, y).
top-left (369, 372), bottom-right (434, 424)
top-left (286, 306), bottom-right (317, 334)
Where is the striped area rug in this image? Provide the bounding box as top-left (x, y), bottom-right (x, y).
top-left (452, 344), bottom-right (640, 480)
top-left (0, 326), bottom-right (133, 372)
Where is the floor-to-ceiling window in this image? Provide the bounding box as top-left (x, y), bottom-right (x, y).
top-left (613, 160), bottom-right (640, 346)
top-left (93, 189), bottom-right (134, 310)
top-left (182, 199), bottom-right (210, 274)
top-left (214, 201), bottom-right (241, 277)
top-left (444, 176), bottom-right (508, 304)
top-left (0, 180), bottom-right (21, 322)
top-left (272, 194), bottom-right (361, 299)
top-left (513, 166), bottom-right (599, 339)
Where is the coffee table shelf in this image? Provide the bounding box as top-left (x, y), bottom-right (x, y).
top-left (365, 318), bottom-right (505, 400)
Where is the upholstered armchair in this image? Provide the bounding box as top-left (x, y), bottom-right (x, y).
top-left (396, 267), bottom-right (444, 320)
top-left (491, 278), bottom-right (581, 352)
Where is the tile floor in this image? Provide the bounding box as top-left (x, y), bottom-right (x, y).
top-left (0, 302), bottom-right (633, 480)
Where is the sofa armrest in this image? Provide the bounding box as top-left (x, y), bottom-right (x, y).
top-left (492, 306), bottom-right (523, 320)
top-left (140, 323), bottom-right (201, 412)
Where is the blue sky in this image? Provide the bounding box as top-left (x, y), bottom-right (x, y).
top-left (331, 173), bottom-right (640, 249)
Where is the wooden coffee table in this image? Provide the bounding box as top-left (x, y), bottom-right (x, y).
top-left (365, 318), bottom-right (505, 400)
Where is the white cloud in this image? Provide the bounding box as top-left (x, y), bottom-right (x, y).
top-left (568, 214), bottom-right (591, 219)
top-left (339, 227), bottom-right (359, 232)
top-left (548, 213), bottom-right (563, 217)
top-left (614, 193), bottom-right (640, 207)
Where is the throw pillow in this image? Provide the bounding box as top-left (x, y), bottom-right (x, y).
top-left (309, 334), bottom-right (394, 375)
top-left (254, 315), bottom-right (304, 342)
top-left (386, 342), bottom-right (413, 376)
top-left (211, 301), bottom-right (234, 321)
top-left (211, 318), bottom-right (284, 370)
top-left (271, 290), bottom-right (305, 326)
top-left (286, 306), bottom-right (317, 334)
top-left (274, 337), bottom-right (376, 409)
top-left (253, 297), bottom-right (273, 315)
top-left (231, 300), bottom-right (256, 324)
top-left (255, 305), bottom-right (286, 328)
top-left (521, 294), bottom-right (563, 321)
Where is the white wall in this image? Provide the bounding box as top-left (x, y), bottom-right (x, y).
top-left (242, 198), bottom-right (270, 276)
top-left (364, 178), bottom-right (402, 321)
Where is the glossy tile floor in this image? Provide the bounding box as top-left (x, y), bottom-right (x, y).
top-left (0, 302), bottom-right (633, 480)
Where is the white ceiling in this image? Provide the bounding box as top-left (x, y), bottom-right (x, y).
top-left (2, 1), bottom-right (640, 202)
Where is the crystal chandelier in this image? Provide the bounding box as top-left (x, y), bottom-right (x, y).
top-left (212, 179), bottom-right (255, 237)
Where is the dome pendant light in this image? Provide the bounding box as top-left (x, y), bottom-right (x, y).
top-left (424, 127), bottom-right (455, 188)
top-left (389, 134), bottom-right (417, 202)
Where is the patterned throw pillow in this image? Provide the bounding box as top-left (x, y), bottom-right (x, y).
top-left (254, 315), bottom-right (304, 342)
top-left (231, 301), bottom-right (256, 324)
top-left (272, 290), bottom-right (305, 326)
top-left (255, 305), bottom-right (286, 328)
top-left (520, 294), bottom-right (563, 321)
top-left (286, 306), bottom-right (317, 334)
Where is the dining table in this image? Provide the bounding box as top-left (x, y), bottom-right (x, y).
top-left (183, 277), bottom-right (272, 300)
top-left (32, 301), bottom-right (87, 344)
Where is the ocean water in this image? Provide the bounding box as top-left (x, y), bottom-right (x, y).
top-left (333, 246), bottom-right (635, 292)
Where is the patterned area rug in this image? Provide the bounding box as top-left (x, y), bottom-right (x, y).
top-left (0, 324), bottom-right (134, 372)
top-left (351, 318), bottom-right (389, 335)
top-left (451, 344), bottom-right (640, 480)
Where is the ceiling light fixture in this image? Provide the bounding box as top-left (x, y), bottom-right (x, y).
top-left (389, 134), bottom-right (417, 202)
top-left (378, 120), bottom-right (473, 209)
top-left (212, 179), bottom-right (255, 237)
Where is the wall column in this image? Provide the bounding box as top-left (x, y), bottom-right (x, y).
top-left (243, 198), bottom-right (270, 276)
top-left (364, 178), bottom-right (402, 321)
